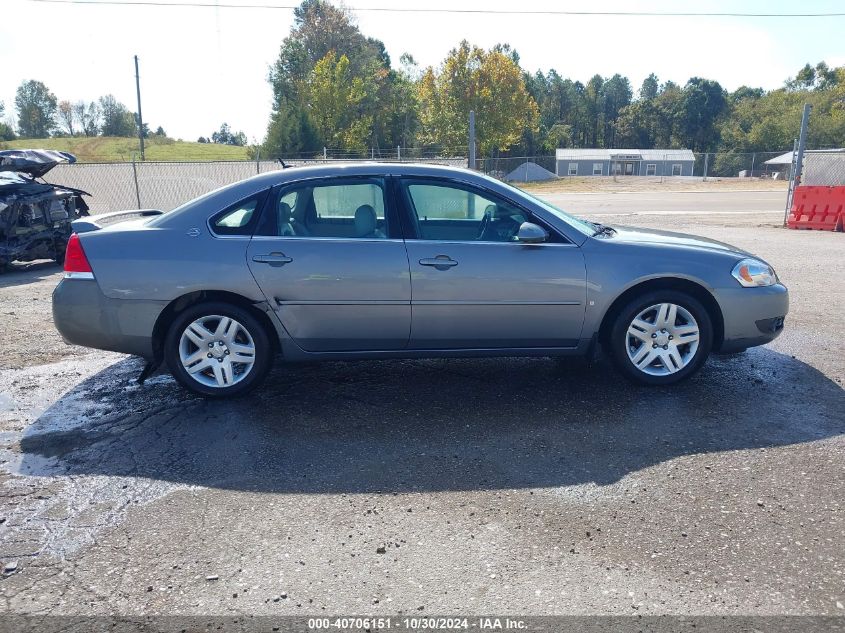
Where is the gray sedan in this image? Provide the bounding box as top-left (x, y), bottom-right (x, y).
top-left (52, 163), bottom-right (788, 397)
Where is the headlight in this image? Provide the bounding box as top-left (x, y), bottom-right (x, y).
top-left (731, 258), bottom-right (778, 287)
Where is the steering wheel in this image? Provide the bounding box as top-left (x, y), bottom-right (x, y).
top-left (475, 211), bottom-right (491, 240)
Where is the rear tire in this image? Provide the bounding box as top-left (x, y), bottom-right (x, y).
top-left (54, 242), bottom-right (66, 266)
top-left (609, 290), bottom-right (712, 386)
top-left (164, 302), bottom-right (273, 398)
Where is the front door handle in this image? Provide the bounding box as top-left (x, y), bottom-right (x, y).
top-left (419, 255), bottom-right (458, 270)
top-left (252, 253), bottom-right (293, 266)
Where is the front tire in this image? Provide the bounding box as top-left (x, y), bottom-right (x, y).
top-left (164, 302), bottom-right (273, 398)
top-left (609, 290), bottom-right (713, 386)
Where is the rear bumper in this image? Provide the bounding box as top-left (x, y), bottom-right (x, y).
top-left (716, 283), bottom-right (789, 353)
top-left (52, 277), bottom-right (165, 359)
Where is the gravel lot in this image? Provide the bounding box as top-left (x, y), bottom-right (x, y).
top-left (0, 189), bottom-right (842, 618)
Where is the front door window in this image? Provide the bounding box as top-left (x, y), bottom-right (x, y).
top-left (402, 182), bottom-right (527, 243)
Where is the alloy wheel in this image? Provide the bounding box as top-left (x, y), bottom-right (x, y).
top-left (178, 315), bottom-right (256, 388)
top-left (625, 302), bottom-right (700, 376)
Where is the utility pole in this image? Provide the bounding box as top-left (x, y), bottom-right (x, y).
top-left (468, 110), bottom-right (476, 170)
top-left (794, 103), bottom-right (811, 188)
top-left (784, 103), bottom-right (812, 225)
top-left (134, 55), bottom-right (145, 161)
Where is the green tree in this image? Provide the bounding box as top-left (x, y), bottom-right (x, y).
top-left (639, 73), bottom-right (659, 100)
top-left (788, 61), bottom-right (840, 91)
top-left (652, 81), bottom-right (684, 148)
top-left (73, 101), bottom-right (100, 136)
top-left (264, 99), bottom-right (319, 157)
top-left (600, 74), bottom-right (633, 147)
top-left (264, 0), bottom-right (395, 155)
top-left (583, 75), bottom-right (603, 147)
top-left (0, 101), bottom-right (15, 140)
top-left (98, 95), bottom-right (136, 137)
top-left (791, 63), bottom-right (817, 90)
top-left (307, 52), bottom-right (372, 150)
top-left (718, 69), bottom-right (845, 154)
top-left (544, 123), bottom-right (572, 150)
top-left (679, 78), bottom-right (727, 152)
top-left (15, 80), bottom-right (57, 138)
top-left (211, 122), bottom-right (247, 146)
top-left (57, 100), bottom-right (75, 136)
top-left (417, 41), bottom-right (539, 155)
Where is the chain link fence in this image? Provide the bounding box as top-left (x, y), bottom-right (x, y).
top-left (801, 149), bottom-right (845, 185)
top-left (37, 150), bottom-right (805, 215)
top-left (41, 156), bottom-right (467, 214)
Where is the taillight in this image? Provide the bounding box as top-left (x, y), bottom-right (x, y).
top-left (64, 233), bottom-right (93, 275)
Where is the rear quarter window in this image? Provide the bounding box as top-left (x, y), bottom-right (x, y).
top-left (209, 194), bottom-right (266, 236)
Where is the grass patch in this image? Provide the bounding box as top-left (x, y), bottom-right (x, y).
top-left (0, 137), bottom-right (251, 163)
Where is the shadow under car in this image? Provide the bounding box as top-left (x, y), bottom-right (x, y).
top-left (16, 349), bottom-right (845, 493)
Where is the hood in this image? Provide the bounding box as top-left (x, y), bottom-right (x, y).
top-left (607, 224), bottom-right (751, 257)
top-left (0, 149), bottom-right (76, 178)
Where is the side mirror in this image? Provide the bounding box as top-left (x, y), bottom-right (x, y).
top-left (516, 222), bottom-right (548, 244)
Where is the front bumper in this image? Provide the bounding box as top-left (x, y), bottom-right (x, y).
top-left (716, 283), bottom-right (789, 353)
top-left (52, 277), bottom-right (165, 359)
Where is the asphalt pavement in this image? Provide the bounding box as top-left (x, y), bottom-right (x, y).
top-left (544, 190), bottom-right (786, 217)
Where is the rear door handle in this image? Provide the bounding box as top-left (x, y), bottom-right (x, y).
top-left (419, 256), bottom-right (458, 270)
top-left (252, 253), bottom-right (293, 266)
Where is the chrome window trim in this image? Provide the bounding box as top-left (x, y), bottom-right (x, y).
top-left (249, 236), bottom-right (405, 244)
top-left (407, 238), bottom-right (576, 248)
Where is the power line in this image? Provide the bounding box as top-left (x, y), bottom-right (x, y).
top-left (18, 0), bottom-right (845, 17)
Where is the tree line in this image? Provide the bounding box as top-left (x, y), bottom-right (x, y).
top-left (0, 81), bottom-right (246, 147)
top-left (262, 0), bottom-right (845, 160)
top-left (1, 80), bottom-right (163, 141)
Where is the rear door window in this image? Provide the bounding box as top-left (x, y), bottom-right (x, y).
top-left (257, 178), bottom-right (390, 239)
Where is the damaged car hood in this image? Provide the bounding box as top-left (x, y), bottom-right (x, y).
top-left (0, 149), bottom-right (77, 178)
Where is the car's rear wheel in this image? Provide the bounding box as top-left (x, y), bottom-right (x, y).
top-left (54, 239), bottom-right (67, 265)
top-left (609, 290), bottom-right (712, 385)
top-left (164, 302), bottom-right (273, 398)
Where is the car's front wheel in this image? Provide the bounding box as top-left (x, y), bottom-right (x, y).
top-left (164, 302), bottom-right (273, 398)
top-left (609, 290), bottom-right (713, 385)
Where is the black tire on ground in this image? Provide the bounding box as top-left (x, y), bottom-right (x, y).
top-left (609, 290), bottom-right (713, 386)
top-left (54, 242), bottom-right (66, 266)
top-left (164, 301), bottom-right (274, 398)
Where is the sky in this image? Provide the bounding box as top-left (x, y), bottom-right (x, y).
top-left (3, 0), bottom-right (845, 143)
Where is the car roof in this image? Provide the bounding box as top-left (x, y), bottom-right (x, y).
top-left (245, 161), bottom-right (483, 187)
